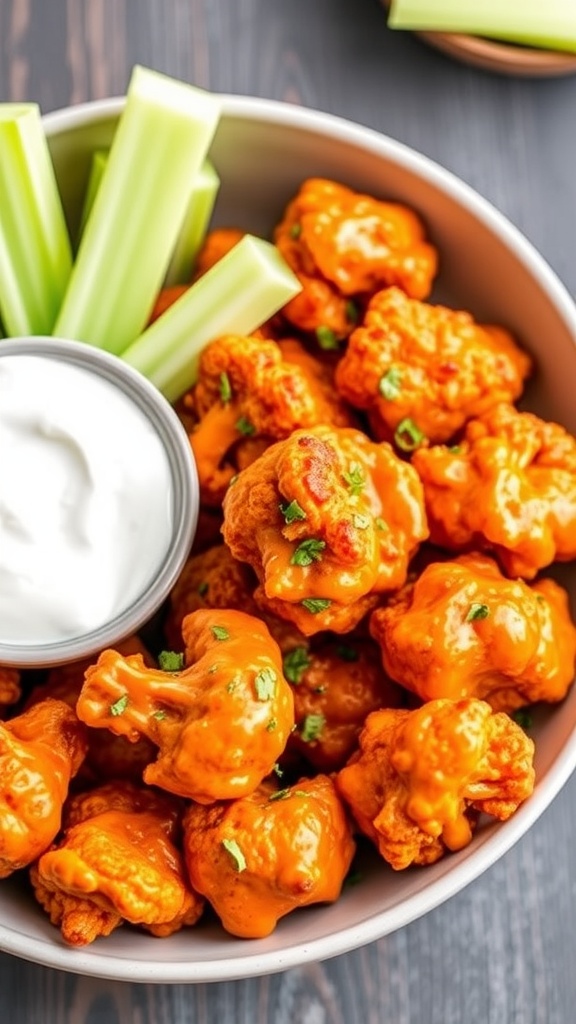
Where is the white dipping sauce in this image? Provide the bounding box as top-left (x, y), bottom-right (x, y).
top-left (0, 354), bottom-right (174, 644)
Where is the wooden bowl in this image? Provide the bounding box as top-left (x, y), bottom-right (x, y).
top-left (381, 1), bottom-right (576, 77)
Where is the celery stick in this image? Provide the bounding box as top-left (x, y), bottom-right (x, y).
top-left (54, 66), bottom-right (221, 354)
top-left (388, 0), bottom-right (576, 52)
top-left (0, 104), bottom-right (72, 336)
top-left (78, 149), bottom-right (109, 240)
top-left (164, 159), bottom-right (220, 286)
top-left (122, 235), bottom-right (302, 402)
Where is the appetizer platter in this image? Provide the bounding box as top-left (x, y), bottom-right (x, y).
top-left (0, 67), bottom-right (576, 982)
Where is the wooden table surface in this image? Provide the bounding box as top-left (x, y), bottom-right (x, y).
top-left (1, 1), bottom-right (576, 1021)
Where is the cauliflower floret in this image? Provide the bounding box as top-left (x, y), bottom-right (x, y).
top-left (336, 699), bottom-right (535, 870)
top-left (0, 699), bottom-right (86, 877)
top-left (31, 781), bottom-right (203, 946)
top-left (369, 553), bottom-right (576, 712)
top-left (183, 333), bottom-right (355, 506)
top-left (76, 609), bottom-right (294, 803)
top-left (25, 636), bottom-right (157, 785)
top-left (283, 635), bottom-right (404, 772)
top-left (222, 425), bottom-right (428, 635)
top-left (412, 402), bottom-right (576, 578)
top-left (193, 227), bottom-right (247, 278)
top-left (182, 775), bottom-right (355, 938)
top-left (0, 666), bottom-right (21, 718)
top-left (335, 287), bottom-right (531, 446)
top-left (274, 178), bottom-right (438, 342)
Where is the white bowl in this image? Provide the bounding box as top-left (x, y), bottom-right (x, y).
top-left (1, 94), bottom-right (575, 983)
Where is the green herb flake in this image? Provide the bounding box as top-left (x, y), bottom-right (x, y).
top-left (272, 762), bottom-right (284, 778)
top-left (110, 694), bottom-right (129, 717)
top-left (342, 463), bottom-right (365, 496)
top-left (512, 708), bottom-right (533, 731)
top-left (334, 644), bottom-right (359, 662)
top-left (283, 646), bottom-right (311, 685)
top-left (266, 718), bottom-right (278, 733)
top-left (158, 650), bottom-right (185, 672)
top-left (290, 222), bottom-right (302, 239)
top-left (153, 710), bottom-right (167, 721)
top-left (290, 537), bottom-right (326, 567)
top-left (394, 418), bottom-right (426, 453)
top-left (301, 597), bottom-right (332, 614)
top-left (448, 445), bottom-right (462, 454)
top-left (255, 666), bottom-right (278, 701)
top-left (300, 713), bottom-right (326, 743)
top-left (316, 325), bottom-right (340, 351)
top-left (379, 367), bottom-right (403, 401)
top-left (221, 838), bottom-right (247, 873)
top-left (346, 300), bottom-right (359, 324)
top-left (226, 678), bottom-right (240, 694)
top-left (268, 788), bottom-right (291, 802)
top-left (466, 602), bottom-right (490, 623)
top-left (211, 625), bottom-right (230, 641)
top-left (219, 371), bottom-right (232, 404)
top-left (375, 516), bottom-right (386, 531)
top-left (235, 415), bottom-right (256, 436)
top-left (198, 581), bottom-right (209, 597)
top-left (279, 499), bottom-right (307, 524)
top-left (344, 868), bottom-right (363, 888)
top-left (353, 513), bottom-right (370, 530)
top-left (536, 594), bottom-right (546, 605)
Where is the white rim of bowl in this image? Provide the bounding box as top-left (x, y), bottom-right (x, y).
top-left (0, 94), bottom-right (574, 982)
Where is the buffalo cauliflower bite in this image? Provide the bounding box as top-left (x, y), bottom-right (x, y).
top-left (274, 178), bottom-right (438, 341)
top-left (76, 609), bottom-right (294, 803)
top-left (182, 775), bottom-right (356, 938)
top-left (222, 425), bottom-right (428, 635)
top-left (370, 553), bottom-right (576, 712)
top-left (336, 699), bottom-right (535, 870)
top-left (31, 781), bottom-right (203, 946)
top-left (25, 636), bottom-right (157, 785)
top-left (412, 403), bottom-right (576, 578)
top-left (183, 333), bottom-right (354, 506)
top-left (193, 227), bottom-right (247, 278)
top-left (284, 636), bottom-right (404, 772)
top-left (0, 666), bottom-right (21, 718)
top-left (0, 699), bottom-right (86, 878)
top-left (335, 287), bottom-right (531, 447)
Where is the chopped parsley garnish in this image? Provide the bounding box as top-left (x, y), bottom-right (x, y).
top-left (279, 499), bottom-right (307, 524)
top-left (290, 222), bottom-right (302, 239)
top-left (211, 625), bottom-right (230, 641)
top-left (300, 713), bottom-right (326, 743)
top-left (291, 537), bottom-right (326, 567)
top-left (283, 646), bottom-right (311, 685)
top-left (448, 445), bottom-right (462, 454)
top-left (153, 710), bottom-right (167, 721)
top-left (219, 371), bottom-right (232, 404)
top-left (198, 581), bottom-right (209, 597)
top-left (273, 762), bottom-right (284, 778)
top-left (334, 644), bottom-right (359, 662)
top-left (342, 462), bottom-right (365, 496)
top-left (158, 650), bottom-right (184, 671)
top-left (235, 415), bottom-right (256, 436)
top-left (466, 603), bottom-right (490, 622)
top-left (266, 718), bottom-right (278, 732)
top-left (255, 666), bottom-right (278, 701)
top-left (226, 677), bottom-right (240, 693)
top-left (316, 325), bottom-right (340, 351)
top-left (221, 838), bottom-right (247, 872)
top-left (268, 788), bottom-right (291, 802)
top-left (512, 708), bottom-right (533, 731)
top-left (110, 694), bottom-right (129, 717)
top-left (379, 367), bottom-right (403, 401)
top-left (346, 299), bottom-right (359, 324)
top-left (394, 418), bottom-right (426, 453)
top-left (375, 516), bottom-right (386, 531)
top-left (344, 869), bottom-right (363, 888)
top-left (353, 513), bottom-right (370, 530)
top-left (301, 597), bottom-right (332, 614)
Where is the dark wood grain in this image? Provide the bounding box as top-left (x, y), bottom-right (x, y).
top-left (1, 1), bottom-right (576, 1021)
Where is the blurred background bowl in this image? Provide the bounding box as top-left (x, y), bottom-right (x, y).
top-left (380, 0), bottom-right (576, 76)
top-left (1, 94), bottom-right (575, 983)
